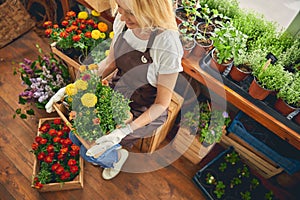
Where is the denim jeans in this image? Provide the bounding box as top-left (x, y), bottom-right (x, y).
top-left (69, 131), bottom-right (120, 168)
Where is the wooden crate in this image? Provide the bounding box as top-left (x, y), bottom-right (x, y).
top-left (221, 133), bottom-right (283, 179)
top-left (31, 117), bottom-right (84, 192)
top-left (138, 92), bottom-right (184, 153)
top-left (172, 127), bottom-right (215, 164)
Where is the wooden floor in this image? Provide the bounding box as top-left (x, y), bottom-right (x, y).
top-left (0, 29), bottom-right (212, 200)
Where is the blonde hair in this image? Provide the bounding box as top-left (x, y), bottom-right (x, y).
top-left (110, 0), bottom-right (177, 30)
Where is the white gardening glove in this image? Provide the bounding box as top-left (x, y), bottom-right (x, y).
top-left (85, 124), bottom-right (132, 158)
top-left (45, 87), bottom-right (66, 113)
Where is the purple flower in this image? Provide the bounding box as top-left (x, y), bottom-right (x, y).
top-left (82, 74), bottom-right (91, 81)
top-left (23, 58), bottom-right (32, 65)
top-left (222, 111), bottom-right (229, 118)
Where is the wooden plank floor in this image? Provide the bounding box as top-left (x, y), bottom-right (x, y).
top-left (0, 30), bottom-right (209, 200)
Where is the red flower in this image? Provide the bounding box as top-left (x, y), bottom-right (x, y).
top-left (69, 150), bottom-right (79, 156)
top-left (61, 20), bottom-right (69, 27)
top-left (43, 21), bottom-right (52, 28)
top-left (60, 171), bottom-right (71, 180)
top-left (48, 152), bottom-right (55, 157)
top-left (40, 138), bottom-right (48, 145)
top-left (37, 152), bottom-right (46, 160)
top-left (62, 125), bottom-right (70, 133)
top-left (45, 29), bottom-right (52, 37)
top-left (66, 11), bottom-right (76, 17)
top-left (32, 142), bottom-right (39, 150)
top-left (51, 163), bottom-right (61, 171)
top-left (59, 31), bottom-right (69, 38)
top-left (48, 129), bottom-right (57, 136)
top-left (34, 135), bottom-right (42, 143)
top-left (39, 124), bottom-right (50, 133)
top-left (79, 24), bottom-right (86, 30)
top-left (84, 32), bottom-right (92, 38)
top-left (72, 35), bottom-right (81, 42)
top-left (60, 147), bottom-right (69, 155)
top-left (57, 153), bottom-right (65, 160)
top-left (44, 155), bottom-right (53, 163)
top-left (63, 138), bottom-right (73, 145)
top-left (53, 24), bottom-right (59, 28)
top-left (68, 159), bottom-right (77, 166)
top-left (86, 19), bottom-right (95, 26)
top-left (71, 144), bottom-right (80, 151)
top-left (70, 165), bottom-right (79, 174)
top-left (46, 144), bottom-right (54, 153)
top-left (53, 118), bottom-right (61, 125)
top-left (57, 130), bottom-right (64, 137)
top-left (55, 166), bottom-right (65, 175)
top-left (53, 137), bottom-right (61, 143)
top-left (34, 181), bottom-right (43, 189)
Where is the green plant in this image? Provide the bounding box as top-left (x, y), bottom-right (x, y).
top-left (218, 162), bottom-right (227, 172)
top-left (31, 118), bottom-right (80, 189)
top-left (90, 37), bottom-right (112, 64)
top-left (14, 45), bottom-right (70, 119)
top-left (250, 178), bottom-right (260, 190)
top-left (214, 181), bottom-right (225, 199)
top-left (252, 63), bottom-right (293, 91)
top-left (265, 191), bottom-right (274, 200)
top-left (240, 191), bottom-right (251, 200)
top-left (181, 0), bottom-right (200, 22)
top-left (43, 10), bottom-right (111, 58)
top-left (278, 36), bottom-right (300, 72)
top-left (237, 164), bottom-right (250, 178)
top-left (230, 177), bottom-right (242, 188)
top-left (205, 172), bottom-right (217, 185)
top-left (210, 21), bottom-right (247, 64)
top-left (225, 151), bottom-right (240, 165)
top-left (181, 102), bottom-right (231, 144)
top-left (65, 67), bottom-right (131, 142)
top-left (276, 72), bottom-right (300, 107)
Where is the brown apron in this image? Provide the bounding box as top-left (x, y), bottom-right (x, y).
top-left (111, 27), bottom-right (168, 147)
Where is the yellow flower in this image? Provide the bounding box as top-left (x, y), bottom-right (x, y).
top-left (66, 84), bottom-right (78, 96)
top-left (91, 10), bottom-right (100, 16)
top-left (91, 30), bottom-right (101, 40)
top-left (99, 32), bottom-right (106, 39)
top-left (74, 79), bottom-right (88, 90)
top-left (67, 96), bottom-right (73, 103)
top-left (105, 50), bottom-right (110, 56)
top-left (81, 93), bottom-right (97, 107)
top-left (78, 11), bottom-right (89, 19)
top-left (88, 63), bottom-right (98, 70)
top-left (109, 31), bottom-right (114, 39)
top-left (79, 65), bottom-right (86, 72)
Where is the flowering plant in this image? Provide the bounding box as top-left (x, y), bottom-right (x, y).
top-left (181, 101), bottom-right (231, 144)
top-left (14, 45), bottom-right (70, 119)
top-left (43, 10), bottom-right (113, 59)
top-left (64, 65), bottom-right (131, 142)
top-left (31, 118), bottom-right (80, 189)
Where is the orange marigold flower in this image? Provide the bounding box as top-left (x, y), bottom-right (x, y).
top-left (43, 21), bottom-right (52, 28)
top-left (98, 22), bottom-right (108, 32)
top-left (45, 29), bottom-right (52, 37)
top-left (61, 20), bottom-right (69, 26)
top-left (72, 35), bottom-right (81, 42)
top-left (60, 31), bottom-right (69, 38)
top-left (66, 11), bottom-right (76, 17)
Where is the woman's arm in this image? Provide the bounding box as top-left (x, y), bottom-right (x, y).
top-left (129, 72), bottom-right (179, 131)
top-left (97, 43), bottom-right (117, 78)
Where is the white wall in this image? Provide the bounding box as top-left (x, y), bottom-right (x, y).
top-left (238, 0), bottom-right (300, 29)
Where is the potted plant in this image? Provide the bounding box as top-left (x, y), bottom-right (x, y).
top-left (43, 10), bottom-right (111, 61)
top-left (63, 66), bottom-right (132, 147)
top-left (175, 0), bottom-right (200, 24)
top-left (14, 45), bottom-right (71, 119)
top-left (31, 117), bottom-right (83, 191)
top-left (275, 72), bottom-right (300, 116)
top-left (192, 31), bottom-right (213, 58)
top-left (249, 62), bottom-right (292, 100)
top-left (179, 33), bottom-right (196, 58)
top-left (172, 101), bottom-right (231, 164)
top-left (210, 21), bottom-right (247, 73)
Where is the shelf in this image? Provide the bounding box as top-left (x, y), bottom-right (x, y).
top-left (182, 54), bottom-right (300, 150)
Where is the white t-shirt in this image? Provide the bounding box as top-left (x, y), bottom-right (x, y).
top-left (112, 14), bottom-right (183, 87)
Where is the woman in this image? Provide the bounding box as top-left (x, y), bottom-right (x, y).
top-left (47, 0), bottom-right (183, 180)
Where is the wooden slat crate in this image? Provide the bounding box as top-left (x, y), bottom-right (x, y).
top-left (221, 133), bottom-right (283, 179)
top-left (172, 127), bottom-right (215, 164)
top-left (31, 117), bottom-right (84, 192)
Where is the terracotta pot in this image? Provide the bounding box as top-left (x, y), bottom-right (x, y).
top-left (229, 65), bottom-right (251, 82)
top-left (210, 49), bottom-right (232, 73)
top-left (192, 37), bottom-right (213, 58)
top-left (274, 98), bottom-right (296, 116)
top-left (293, 112), bottom-right (300, 125)
top-left (248, 78), bottom-right (273, 100)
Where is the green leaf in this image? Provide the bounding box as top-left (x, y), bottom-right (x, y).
top-left (20, 114), bottom-right (27, 119)
top-left (36, 102), bottom-right (46, 109)
top-left (16, 108), bottom-right (22, 114)
top-left (18, 96), bottom-right (27, 105)
top-left (26, 109), bottom-right (35, 115)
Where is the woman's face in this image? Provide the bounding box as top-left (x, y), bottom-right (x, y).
top-left (116, 0), bottom-right (140, 29)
